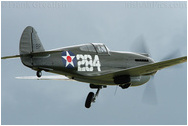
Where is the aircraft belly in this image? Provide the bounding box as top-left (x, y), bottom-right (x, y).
top-left (73, 75), bottom-right (150, 86)
top-left (74, 77), bottom-right (115, 85)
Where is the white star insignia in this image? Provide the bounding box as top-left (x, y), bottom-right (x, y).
top-left (62, 51), bottom-right (75, 67)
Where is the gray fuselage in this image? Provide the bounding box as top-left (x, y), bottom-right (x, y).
top-left (24, 43), bottom-right (155, 86)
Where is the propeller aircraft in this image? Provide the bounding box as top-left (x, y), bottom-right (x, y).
top-left (2, 26), bottom-right (187, 108)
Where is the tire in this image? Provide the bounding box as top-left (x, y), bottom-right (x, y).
top-left (85, 92), bottom-right (94, 108)
top-left (120, 83), bottom-right (131, 89)
top-left (36, 71), bottom-right (42, 78)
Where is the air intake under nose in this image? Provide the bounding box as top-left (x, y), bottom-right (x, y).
top-left (113, 75), bottom-right (130, 84)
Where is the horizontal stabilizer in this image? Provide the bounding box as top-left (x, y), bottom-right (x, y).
top-left (15, 75), bottom-right (74, 81)
top-left (1, 55), bottom-right (20, 59)
top-left (1, 50), bottom-right (62, 59)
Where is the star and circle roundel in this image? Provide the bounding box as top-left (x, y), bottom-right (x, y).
top-left (61, 51), bottom-right (77, 68)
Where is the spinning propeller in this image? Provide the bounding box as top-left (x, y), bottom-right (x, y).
top-left (132, 35), bottom-right (182, 105)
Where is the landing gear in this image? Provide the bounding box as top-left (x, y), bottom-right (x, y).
top-left (36, 70), bottom-right (42, 78)
top-left (85, 84), bottom-right (104, 108)
top-left (85, 92), bottom-right (94, 108)
top-left (119, 83), bottom-right (131, 89)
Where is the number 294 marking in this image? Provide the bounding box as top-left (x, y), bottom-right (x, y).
top-left (77, 54), bottom-right (101, 71)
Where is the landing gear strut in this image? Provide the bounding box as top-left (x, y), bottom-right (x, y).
top-left (85, 85), bottom-right (105, 108)
top-left (36, 70), bottom-right (42, 78)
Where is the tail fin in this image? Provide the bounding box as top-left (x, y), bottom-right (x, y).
top-left (20, 26), bottom-right (45, 54)
top-left (20, 26), bottom-right (45, 67)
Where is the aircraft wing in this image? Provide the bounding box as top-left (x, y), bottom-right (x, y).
top-left (16, 75), bottom-right (74, 81)
top-left (93, 56), bottom-right (187, 78)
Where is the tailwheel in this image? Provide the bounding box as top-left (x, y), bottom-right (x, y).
top-left (36, 70), bottom-right (42, 78)
top-left (85, 92), bottom-right (94, 108)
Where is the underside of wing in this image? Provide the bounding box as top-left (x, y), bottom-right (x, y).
top-left (93, 56), bottom-right (187, 78)
top-left (16, 75), bottom-right (74, 81)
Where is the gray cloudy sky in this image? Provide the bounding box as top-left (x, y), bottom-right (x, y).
top-left (1, 1), bottom-right (187, 125)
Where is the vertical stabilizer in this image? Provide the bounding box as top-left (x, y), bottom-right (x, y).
top-left (20, 26), bottom-right (44, 54)
top-left (20, 26), bottom-right (45, 67)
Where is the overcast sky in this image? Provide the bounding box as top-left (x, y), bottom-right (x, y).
top-left (1, 1), bottom-right (187, 125)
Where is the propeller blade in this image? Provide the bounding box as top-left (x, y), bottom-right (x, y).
top-left (131, 35), bottom-right (150, 55)
top-left (142, 76), bottom-right (158, 105)
top-left (160, 49), bottom-right (182, 61)
top-left (114, 85), bottom-right (118, 96)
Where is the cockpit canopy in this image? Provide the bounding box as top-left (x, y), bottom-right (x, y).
top-left (80, 43), bottom-right (110, 54)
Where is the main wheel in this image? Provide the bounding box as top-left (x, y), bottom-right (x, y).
top-left (85, 92), bottom-right (94, 108)
top-left (119, 83), bottom-right (131, 89)
top-left (36, 71), bottom-right (42, 78)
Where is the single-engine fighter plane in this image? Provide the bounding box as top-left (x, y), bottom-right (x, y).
top-left (2, 26), bottom-right (187, 108)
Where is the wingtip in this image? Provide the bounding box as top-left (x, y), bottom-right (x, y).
top-left (182, 56), bottom-right (187, 62)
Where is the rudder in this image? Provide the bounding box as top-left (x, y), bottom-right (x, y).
top-left (20, 26), bottom-right (45, 67)
top-left (20, 26), bottom-right (45, 54)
